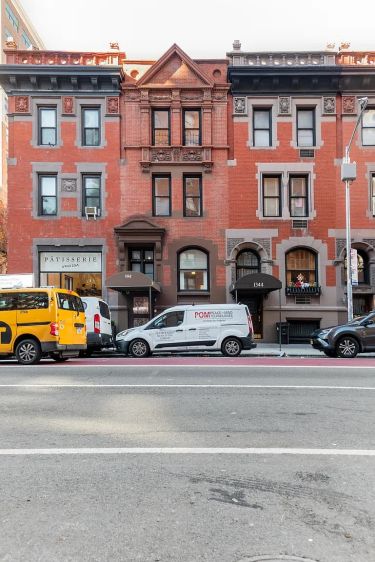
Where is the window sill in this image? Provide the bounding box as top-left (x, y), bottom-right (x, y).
top-left (177, 290), bottom-right (210, 296)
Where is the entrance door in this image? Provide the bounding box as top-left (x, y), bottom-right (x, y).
top-left (129, 294), bottom-right (150, 327)
top-left (243, 297), bottom-right (262, 339)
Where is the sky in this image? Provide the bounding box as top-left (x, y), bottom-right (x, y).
top-left (21, 0), bottom-right (375, 60)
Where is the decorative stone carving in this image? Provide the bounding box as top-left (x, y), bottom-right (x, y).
top-left (213, 91), bottom-right (227, 101)
top-left (62, 96), bottom-right (74, 114)
top-left (227, 238), bottom-right (245, 256)
top-left (182, 150), bottom-right (202, 161)
top-left (61, 179), bottom-right (77, 192)
top-left (323, 96), bottom-right (336, 114)
top-left (342, 96), bottom-right (356, 114)
top-left (106, 96), bottom-right (119, 114)
top-left (125, 91), bottom-right (140, 101)
top-left (278, 96), bottom-right (291, 115)
top-left (253, 238), bottom-right (271, 256)
top-left (336, 238), bottom-right (346, 258)
top-left (15, 96), bottom-right (29, 113)
top-left (233, 97), bottom-right (246, 114)
top-left (180, 91), bottom-right (202, 101)
top-left (149, 90), bottom-right (171, 101)
top-left (151, 150), bottom-right (172, 162)
top-left (363, 239), bottom-right (375, 249)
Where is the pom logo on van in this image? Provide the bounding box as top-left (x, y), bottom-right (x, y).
top-left (194, 310), bottom-right (233, 321)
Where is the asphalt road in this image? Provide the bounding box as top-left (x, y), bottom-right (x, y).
top-left (0, 361), bottom-right (374, 562)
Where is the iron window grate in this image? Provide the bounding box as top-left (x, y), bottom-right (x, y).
top-left (295, 295), bottom-right (311, 305)
top-left (292, 219), bottom-right (308, 229)
top-left (299, 149), bottom-right (315, 158)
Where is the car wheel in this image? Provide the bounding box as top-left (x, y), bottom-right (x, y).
top-left (323, 350), bottom-right (337, 358)
top-left (15, 338), bottom-right (42, 365)
top-left (129, 339), bottom-right (150, 358)
top-left (50, 353), bottom-right (69, 362)
top-left (336, 336), bottom-right (359, 358)
top-left (221, 337), bottom-right (242, 357)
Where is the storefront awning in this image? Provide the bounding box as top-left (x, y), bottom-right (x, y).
top-left (106, 271), bottom-right (161, 292)
top-left (230, 273), bottom-right (282, 295)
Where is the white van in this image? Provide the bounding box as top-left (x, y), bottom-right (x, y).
top-left (116, 304), bottom-right (256, 357)
top-left (80, 297), bottom-right (113, 355)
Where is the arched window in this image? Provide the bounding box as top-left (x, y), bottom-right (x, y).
top-left (178, 248), bottom-right (208, 291)
top-left (344, 249), bottom-right (369, 284)
top-left (236, 250), bottom-right (260, 280)
top-left (286, 248), bottom-right (317, 287)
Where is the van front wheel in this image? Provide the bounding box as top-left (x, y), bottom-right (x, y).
top-left (221, 337), bottom-right (242, 357)
top-left (129, 339), bottom-right (150, 358)
top-left (15, 339), bottom-right (42, 365)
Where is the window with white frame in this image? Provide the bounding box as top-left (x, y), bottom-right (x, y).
top-left (297, 108), bottom-right (315, 147)
top-left (253, 108), bottom-right (272, 147)
top-left (38, 107), bottom-right (57, 146)
top-left (289, 175), bottom-right (308, 217)
top-left (82, 175), bottom-right (101, 215)
top-left (362, 108), bottom-right (375, 146)
top-left (371, 174), bottom-right (375, 216)
top-left (178, 248), bottom-right (208, 291)
top-left (38, 175), bottom-right (57, 216)
top-left (262, 175), bottom-right (281, 217)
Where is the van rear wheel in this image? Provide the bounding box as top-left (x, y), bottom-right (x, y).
top-left (221, 337), bottom-right (242, 357)
top-left (129, 339), bottom-right (150, 358)
top-left (15, 339), bottom-right (42, 365)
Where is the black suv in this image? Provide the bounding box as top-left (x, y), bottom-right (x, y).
top-left (311, 311), bottom-right (375, 358)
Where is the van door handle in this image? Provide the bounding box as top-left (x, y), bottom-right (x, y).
top-left (189, 328), bottom-right (196, 331)
top-left (176, 329), bottom-right (183, 332)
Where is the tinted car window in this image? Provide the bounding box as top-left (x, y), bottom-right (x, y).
top-left (99, 301), bottom-right (110, 319)
top-left (148, 311), bottom-right (184, 329)
top-left (0, 293), bottom-right (16, 310)
top-left (17, 292), bottom-right (49, 310)
top-left (57, 293), bottom-right (84, 313)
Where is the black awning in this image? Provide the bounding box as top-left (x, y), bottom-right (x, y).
top-left (230, 273), bottom-right (282, 295)
top-left (106, 271), bottom-right (161, 292)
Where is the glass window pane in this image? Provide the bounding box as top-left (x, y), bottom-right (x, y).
top-left (144, 263), bottom-right (154, 277)
top-left (131, 263), bottom-right (141, 272)
top-left (84, 177), bottom-right (100, 190)
top-left (185, 198), bottom-right (200, 216)
top-left (290, 178), bottom-right (306, 196)
top-left (185, 111), bottom-right (200, 128)
top-left (263, 177), bottom-right (279, 196)
top-left (41, 129), bottom-right (56, 145)
top-left (298, 110), bottom-right (313, 128)
top-left (144, 251), bottom-right (154, 261)
top-left (237, 251), bottom-right (259, 267)
top-left (179, 249), bottom-right (207, 269)
top-left (41, 109), bottom-right (56, 127)
top-left (41, 176), bottom-right (56, 195)
top-left (85, 197), bottom-right (100, 207)
top-left (155, 198), bottom-right (170, 215)
top-left (290, 199), bottom-right (306, 216)
top-left (185, 177), bottom-right (199, 195)
top-left (42, 196), bottom-right (56, 215)
top-left (264, 198), bottom-right (279, 216)
top-left (85, 188), bottom-right (100, 198)
top-left (254, 130), bottom-right (270, 147)
top-left (154, 111), bottom-right (168, 128)
top-left (363, 109), bottom-right (375, 127)
top-left (254, 110), bottom-right (270, 128)
top-left (131, 250), bottom-right (141, 260)
top-left (84, 109), bottom-right (99, 127)
top-left (297, 130), bottom-right (314, 146)
top-left (154, 177), bottom-right (169, 196)
top-left (84, 129), bottom-right (99, 146)
top-left (362, 128), bottom-right (375, 146)
top-left (184, 130), bottom-right (200, 146)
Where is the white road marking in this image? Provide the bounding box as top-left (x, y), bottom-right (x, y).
top-left (0, 384), bottom-right (374, 390)
top-left (2, 363), bottom-right (375, 370)
top-left (0, 447), bottom-right (374, 456)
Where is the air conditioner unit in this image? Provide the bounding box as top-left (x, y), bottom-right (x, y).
top-left (85, 206), bottom-right (99, 220)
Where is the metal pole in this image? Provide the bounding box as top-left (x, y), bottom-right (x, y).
top-left (278, 288), bottom-right (282, 352)
top-left (345, 176), bottom-right (353, 322)
top-left (149, 286), bottom-right (152, 321)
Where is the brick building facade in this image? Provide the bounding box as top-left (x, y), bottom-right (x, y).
top-left (227, 43), bottom-right (375, 341)
top-left (0, 45), bottom-right (230, 332)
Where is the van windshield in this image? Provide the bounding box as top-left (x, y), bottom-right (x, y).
top-left (57, 293), bottom-right (84, 313)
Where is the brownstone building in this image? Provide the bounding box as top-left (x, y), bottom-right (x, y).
top-left (0, 44), bottom-right (230, 332)
top-left (227, 42), bottom-right (375, 341)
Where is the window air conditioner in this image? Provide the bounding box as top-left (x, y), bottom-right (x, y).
top-left (85, 206), bottom-right (99, 220)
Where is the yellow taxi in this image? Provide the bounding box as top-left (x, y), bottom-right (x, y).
top-left (0, 288), bottom-right (86, 364)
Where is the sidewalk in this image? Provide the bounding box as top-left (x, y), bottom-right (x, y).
top-left (245, 343), bottom-right (323, 357)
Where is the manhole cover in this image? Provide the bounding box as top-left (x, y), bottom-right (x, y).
top-left (237, 557), bottom-right (318, 562)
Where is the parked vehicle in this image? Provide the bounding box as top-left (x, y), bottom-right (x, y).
top-left (310, 311), bottom-right (375, 358)
top-left (116, 304), bottom-right (256, 358)
top-left (0, 288), bottom-right (86, 365)
top-left (80, 297), bottom-right (113, 355)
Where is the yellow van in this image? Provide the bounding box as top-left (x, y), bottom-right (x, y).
top-left (0, 288), bottom-right (86, 365)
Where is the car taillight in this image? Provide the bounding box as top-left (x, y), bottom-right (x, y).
top-left (50, 322), bottom-right (59, 336)
top-left (94, 313), bottom-right (100, 334)
top-left (247, 314), bottom-right (253, 334)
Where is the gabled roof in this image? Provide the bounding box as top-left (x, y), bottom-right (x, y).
top-left (137, 43), bottom-right (214, 88)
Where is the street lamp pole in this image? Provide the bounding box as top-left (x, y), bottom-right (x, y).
top-left (341, 97), bottom-right (368, 322)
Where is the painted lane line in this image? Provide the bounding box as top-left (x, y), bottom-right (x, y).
top-left (3, 363), bottom-right (375, 369)
top-left (1, 384), bottom-right (375, 390)
top-left (0, 447), bottom-right (375, 456)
